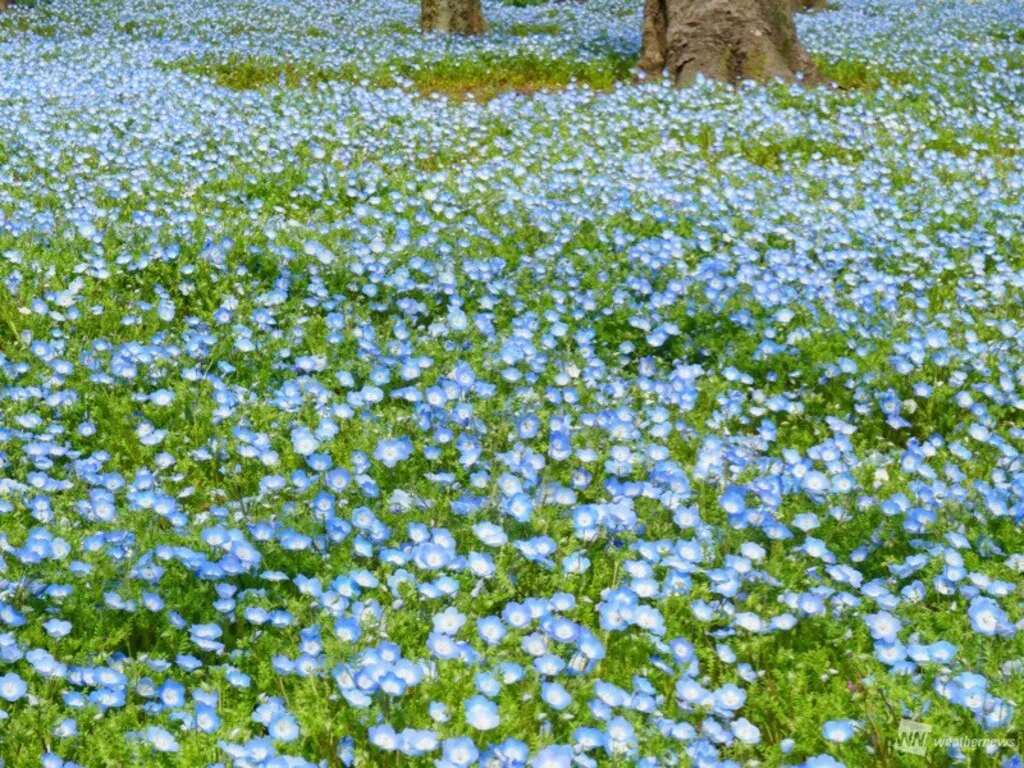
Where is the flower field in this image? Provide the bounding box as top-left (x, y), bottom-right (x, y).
top-left (1, 0), bottom-right (1024, 765)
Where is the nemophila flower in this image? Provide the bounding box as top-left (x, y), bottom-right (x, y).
top-left (542, 681), bottom-right (573, 710)
top-left (475, 672), bottom-right (501, 698)
top-left (0, 673), bottom-right (27, 702)
top-left (968, 597), bottom-right (1013, 636)
top-left (983, 698), bottom-right (1015, 730)
top-left (472, 522), bottom-right (507, 547)
top-left (822, 719), bottom-right (858, 743)
top-left (464, 694), bottom-right (500, 730)
top-left (145, 726), bottom-right (179, 753)
top-left (943, 671), bottom-right (989, 711)
top-left (243, 737), bottom-right (275, 763)
top-left (801, 471), bottom-right (831, 495)
top-left (374, 437), bottom-right (413, 468)
top-left (433, 607), bottom-right (467, 635)
top-left (413, 543), bottom-right (453, 574)
top-left (290, 427), bottom-right (319, 456)
top-left (442, 736), bottom-right (479, 767)
top-left (731, 717), bottom-right (761, 745)
top-left (803, 756), bottom-right (845, 768)
top-left (874, 640), bottom-right (907, 667)
top-left (49, 717), bottom-right (78, 740)
top-left (196, 704), bottom-right (221, 733)
top-left (864, 612), bottom-right (902, 642)
top-left (562, 551), bottom-right (591, 574)
top-left (427, 632), bottom-right (460, 661)
top-left (369, 724), bottom-right (398, 751)
top-left (926, 641), bottom-right (957, 664)
top-left (497, 663), bottom-right (526, 685)
top-left (43, 619), bottom-right (72, 640)
top-left (477, 616), bottom-right (507, 646)
top-left (336, 736), bottom-right (355, 767)
top-left (676, 677), bottom-right (710, 707)
top-left (518, 415), bottom-right (541, 439)
top-left (397, 728), bottom-right (438, 757)
top-left (532, 744), bottom-right (575, 768)
top-left (575, 726), bottom-right (606, 752)
top-left (793, 513), bottom-right (820, 532)
top-left (158, 680), bottom-right (186, 708)
top-left (150, 389), bottom-right (175, 407)
top-left (268, 713), bottom-right (300, 742)
top-left (713, 683), bottom-right (746, 712)
top-left (606, 716), bottom-right (636, 754)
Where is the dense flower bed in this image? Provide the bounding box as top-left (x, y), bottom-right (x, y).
top-left (1, 0), bottom-right (1024, 766)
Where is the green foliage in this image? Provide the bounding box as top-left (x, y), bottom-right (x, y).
top-left (989, 27), bottom-right (1024, 44)
top-left (505, 21), bottom-right (562, 36)
top-left (159, 47), bottom-right (632, 100)
top-left (734, 133), bottom-right (867, 168)
top-left (398, 50), bottom-right (636, 99)
top-left (160, 54), bottom-right (365, 91)
top-left (813, 55), bottom-right (918, 90)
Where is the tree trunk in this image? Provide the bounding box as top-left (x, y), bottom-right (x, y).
top-left (421, 0), bottom-right (484, 34)
top-left (640, 0), bottom-right (822, 86)
top-left (0, 0), bottom-right (11, 11)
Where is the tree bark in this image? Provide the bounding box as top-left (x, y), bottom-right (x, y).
top-left (421, 0), bottom-right (485, 34)
top-left (640, 0), bottom-right (822, 86)
top-left (0, 0), bottom-right (12, 11)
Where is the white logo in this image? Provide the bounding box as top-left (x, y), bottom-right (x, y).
top-left (895, 720), bottom-right (1016, 756)
top-left (896, 719), bottom-right (932, 756)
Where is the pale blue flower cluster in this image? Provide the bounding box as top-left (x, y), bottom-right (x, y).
top-left (1, 0), bottom-right (1023, 765)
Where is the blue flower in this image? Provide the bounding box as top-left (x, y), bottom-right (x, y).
top-left (374, 437), bottom-right (413, 468)
top-left (864, 612), bottom-right (902, 642)
top-left (442, 736), bottom-right (479, 767)
top-left (464, 695), bottom-right (500, 730)
top-left (804, 756), bottom-right (845, 768)
top-left (0, 673), bottom-right (27, 702)
top-left (541, 681), bottom-right (572, 710)
top-left (968, 597), bottom-right (1012, 637)
top-left (144, 726), bottom-right (179, 753)
top-left (822, 719), bottom-right (858, 743)
top-left (713, 683), bottom-right (746, 712)
top-left (532, 744), bottom-right (574, 768)
top-left (369, 724), bottom-right (397, 751)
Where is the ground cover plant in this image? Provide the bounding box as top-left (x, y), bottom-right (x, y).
top-left (1, 0), bottom-right (1024, 766)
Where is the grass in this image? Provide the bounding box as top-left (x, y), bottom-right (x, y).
top-left (505, 21), bottom-right (562, 36)
top-left (397, 50), bottom-right (636, 99)
top-left (0, 13), bottom-right (58, 37)
top-left (813, 55), bottom-right (918, 90)
top-left (162, 49), bottom-right (636, 100)
top-left (978, 51), bottom-right (1024, 73)
top-left (990, 27), bottom-right (1024, 44)
top-left (921, 124), bottom-right (1018, 159)
top-left (160, 54), bottom-right (365, 91)
top-left (380, 20), bottom-right (415, 34)
top-left (734, 133), bottom-right (867, 169)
